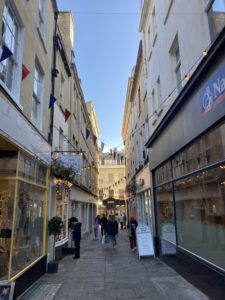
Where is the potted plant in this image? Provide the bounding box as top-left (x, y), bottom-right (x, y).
top-left (47, 216), bottom-right (63, 273)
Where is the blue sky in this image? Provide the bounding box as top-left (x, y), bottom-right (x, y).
top-left (57, 0), bottom-right (140, 150)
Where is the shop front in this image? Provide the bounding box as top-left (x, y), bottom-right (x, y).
top-left (146, 28), bottom-right (225, 297)
top-left (0, 90), bottom-right (51, 296)
top-left (0, 146), bottom-right (49, 294)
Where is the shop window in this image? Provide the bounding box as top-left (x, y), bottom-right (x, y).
top-left (155, 160), bottom-right (172, 186)
top-left (36, 163), bottom-right (47, 185)
top-left (174, 165), bottom-right (225, 270)
top-left (18, 153), bottom-right (35, 181)
top-left (0, 151), bottom-right (17, 177)
top-left (56, 191), bottom-right (68, 242)
top-left (1, 1), bottom-right (23, 102)
top-left (156, 183), bottom-right (176, 254)
top-left (172, 120), bottom-right (225, 178)
top-left (0, 180), bottom-right (15, 280)
top-left (12, 182), bottom-right (45, 277)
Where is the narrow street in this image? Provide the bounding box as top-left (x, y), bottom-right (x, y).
top-left (19, 230), bottom-right (208, 300)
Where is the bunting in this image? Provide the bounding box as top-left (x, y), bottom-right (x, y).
top-left (64, 109), bottom-right (71, 122)
top-left (101, 142), bottom-right (105, 152)
top-left (22, 64), bottom-right (30, 81)
top-left (86, 128), bottom-right (90, 139)
top-left (48, 94), bottom-right (56, 108)
top-left (93, 135), bottom-right (97, 145)
top-left (0, 45), bottom-right (13, 63)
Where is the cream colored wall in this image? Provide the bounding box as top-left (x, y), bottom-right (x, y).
top-left (99, 165), bottom-right (126, 200)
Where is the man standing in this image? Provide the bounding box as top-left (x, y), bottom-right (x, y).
top-left (72, 217), bottom-right (82, 259)
top-left (100, 213), bottom-right (107, 238)
top-left (127, 216), bottom-right (138, 252)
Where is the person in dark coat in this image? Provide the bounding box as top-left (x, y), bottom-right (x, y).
top-left (127, 216), bottom-right (138, 252)
top-left (100, 214), bottom-right (108, 238)
top-left (72, 217), bottom-right (82, 259)
top-left (105, 215), bottom-right (118, 247)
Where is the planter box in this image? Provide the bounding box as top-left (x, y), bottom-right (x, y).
top-left (47, 261), bottom-right (58, 273)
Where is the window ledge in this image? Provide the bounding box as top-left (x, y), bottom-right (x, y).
top-left (36, 27), bottom-right (47, 54)
top-left (0, 80), bottom-right (23, 110)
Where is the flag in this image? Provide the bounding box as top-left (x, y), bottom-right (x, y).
top-left (64, 109), bottom-right (71, 122)
top-left (101, 142), bottom-right (105, 152)
top-left (22, 64), bottom-right (30, 80)
top-left (86, 128), bottom-right (90, 139)
top-left (48, 94), bottom-right (56, 108)
top-left (0, 45), bottom-right (13, 63)
top-left (93, 135), bottom-right (97, 145)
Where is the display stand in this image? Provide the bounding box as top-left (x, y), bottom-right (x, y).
top-left (136, 224), bottom-right (154, 259)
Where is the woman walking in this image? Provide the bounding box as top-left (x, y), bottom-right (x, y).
top-left (94, 215), bottom-right (101, 240)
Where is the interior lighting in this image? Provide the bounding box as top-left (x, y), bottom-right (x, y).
top-left (219, 165), bottom-right (225, 169)
top-left (202, 51), bottom-right (208, 57)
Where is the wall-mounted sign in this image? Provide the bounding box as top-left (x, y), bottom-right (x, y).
top-left (136, 224), bottom-right (154, 259)
top-left (201, 62), bottom-right (225, 116)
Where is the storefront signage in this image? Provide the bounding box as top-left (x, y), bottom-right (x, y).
top-left (58, 154), bottom-right (82, 174)
top-left (201, 62), bottom-right (225, 116)
top-left (0, 281), bottom-right (15, 300)
top-left (0, 95), bottom-right (51, 165)
top-left (161, 223), bottom-right (176, 255)
top-left (136, 224), bottom-right (154, 259)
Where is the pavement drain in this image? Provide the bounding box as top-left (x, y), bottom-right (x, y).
top-left (18, 282), bottom-right (61, 300)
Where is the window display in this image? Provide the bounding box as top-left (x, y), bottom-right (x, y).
top-left (12, 182), bottom-right (45, 276)
top-left (56, 191), bottom-right (68, 242)
top-left (175, 165), bottom-right (225, 269)
top-left (0, 180), bottom-right (15, 280)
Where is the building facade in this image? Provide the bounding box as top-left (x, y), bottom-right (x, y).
top-left (122, 42), bottom-right (152, 227)
top-left (139, 0), bottom-right (225, 297)
top-left (98, 150), bottom-right (126, 216)
top-left (0, 0), bottom-right (55, 296)
top-left (0, 1), bottom-right (99, 296)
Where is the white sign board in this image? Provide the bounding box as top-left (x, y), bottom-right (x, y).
top-left (161, 223), bottom-right (176, 255)
top-left (58, 154), bottom-right (82, 174)
top-left (136, 224), bottom-right (154, 259)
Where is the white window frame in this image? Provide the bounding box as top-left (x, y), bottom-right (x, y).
top-left (38, 0), bottom-right (45, 38)
top-left (0, 1), bottom-right (23, 104)
top-left (31, 61), bottom-right (44, 128)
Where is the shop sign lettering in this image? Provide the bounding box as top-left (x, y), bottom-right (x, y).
top-left (201, 62), bottom-right (225, 116)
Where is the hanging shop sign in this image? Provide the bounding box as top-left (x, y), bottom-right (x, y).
top-left (58, 154), bottom-right (82, 174)
top-left (136, 224), bottom-right (154, 259)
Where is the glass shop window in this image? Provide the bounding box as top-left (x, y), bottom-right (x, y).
top-left (18, 153), bottom-right (35, 181)
top-left (56, 191), bottom-right (68, 242)
top-left (36, 163), bottom-right (47, 186)
top-left (12, 181), bottom-right (45, 277)
top-left (174, 164), bottom-right (225, 270)
top-left (0, 179), bottom-right (15, 280)
top-left (156, 183), bottom-right (176, 254)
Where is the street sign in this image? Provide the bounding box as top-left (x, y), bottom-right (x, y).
top-left (136, 224), bottom-right (154, 259)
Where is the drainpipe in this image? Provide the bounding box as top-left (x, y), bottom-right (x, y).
top-left (48, 10), bottom-right (59, 145)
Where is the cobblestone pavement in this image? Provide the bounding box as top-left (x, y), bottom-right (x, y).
top-left (31, 230), bottom-right (209, 300)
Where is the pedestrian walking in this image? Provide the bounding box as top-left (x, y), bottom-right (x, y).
top-left (72, 217), bottom-right (82, 259)
top-left (94, 215), bottom-right (101, 240)
top-left (119, 214), bottom-right (124, 230)
top-left (127, 216), bottom-right (138, 252)
top-left (100, 213), bottom-right (108, 238)
top-left (105, 215), bottom-right (118, 247)
top-left (123, 213), bottom-right (127, 229)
